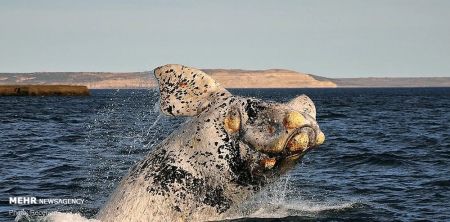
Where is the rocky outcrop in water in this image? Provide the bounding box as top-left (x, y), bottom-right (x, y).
top-left (0, 85), bottom-right (90, 96)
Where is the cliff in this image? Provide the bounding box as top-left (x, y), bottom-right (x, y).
top-left (203, 69), bottom-right (336, 88)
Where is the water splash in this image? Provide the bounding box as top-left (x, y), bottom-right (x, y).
top-left (145, 101), bottom-right (163, 137)
top-left (225, 175), bottom-right (360, 220)
top-left (14, 212), bottom-right (99, 222)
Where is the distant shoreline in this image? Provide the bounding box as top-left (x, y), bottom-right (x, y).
top-left (1, 69), bottom-right (449, 88)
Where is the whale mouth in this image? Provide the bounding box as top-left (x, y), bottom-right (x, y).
top-left (255, 127), bottom-right (316, 172)
top-left (283, 126), bottom-right (316, 157)
top-left (249, 126), bottom-right (317, 158)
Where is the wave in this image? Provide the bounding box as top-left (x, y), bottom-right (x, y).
top-left (318, 112), bottom-right (348, 119)
top-left (237, 201), bottom-right (359, 219)
top-left (421, 179), bottom-right (450, 187)
top-left (40, 164), bottom-right (80, 174)
top-left (339, 152), bottom-right (416, 167)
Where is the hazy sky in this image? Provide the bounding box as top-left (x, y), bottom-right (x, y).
top-left (0, 0), bottom-right (449, 77)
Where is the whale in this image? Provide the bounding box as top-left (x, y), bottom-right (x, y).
top-left (97, 64), bottom-right (325, 221)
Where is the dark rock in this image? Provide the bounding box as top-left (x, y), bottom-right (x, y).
top-left (0, 85), bottom-right (90, 96)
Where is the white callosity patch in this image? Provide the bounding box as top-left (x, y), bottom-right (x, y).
top-left (97, 64), bottom-right (325, 222)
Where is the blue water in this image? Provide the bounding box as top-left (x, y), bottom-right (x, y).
top-left (1, 88), bottom-right (449, 221)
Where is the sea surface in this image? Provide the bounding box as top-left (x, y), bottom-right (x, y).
top-left (0, 88), bottom-right (449, 221)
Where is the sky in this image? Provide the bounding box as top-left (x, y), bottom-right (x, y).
top-left (0, 0), bottom-right (449, 78)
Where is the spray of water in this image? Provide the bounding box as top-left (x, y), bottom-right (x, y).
top-left (225, 174), bottom-right (359, 220)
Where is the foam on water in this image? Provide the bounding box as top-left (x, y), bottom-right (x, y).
top-left (244, 201), bottom-right (357, 219)
top-left (15, 212), bottom-right (98, 222)
top-left (225, 176), bottom-right (359, 220)
top-left (36, 202), bottom-right (357, 222)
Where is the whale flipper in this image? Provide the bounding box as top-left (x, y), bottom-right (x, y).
top-left (154, 64), bottom-right (230, 117)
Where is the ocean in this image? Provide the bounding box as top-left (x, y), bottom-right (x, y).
top-left (0, 88), bottom-right (449, 221)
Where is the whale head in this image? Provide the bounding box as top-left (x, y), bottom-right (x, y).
top-left (153, 64), bottom-right (325, 188)
top-left (230, 95), bottom-right (324, 178)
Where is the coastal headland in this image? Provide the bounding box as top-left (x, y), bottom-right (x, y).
top-left (0, 85), bottom-right (90, 96)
